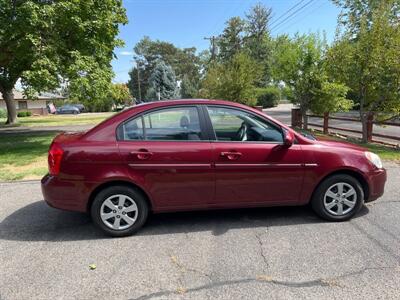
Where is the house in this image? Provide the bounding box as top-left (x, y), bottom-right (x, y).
top-left (0, 90), bottom-right (66, 115)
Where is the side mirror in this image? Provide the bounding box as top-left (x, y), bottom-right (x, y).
top-left (283, 130), bottom-right (294, 147)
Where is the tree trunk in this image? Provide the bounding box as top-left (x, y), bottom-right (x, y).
top-left (300, 106), bottom-right (308, 130)
top-left (359, 92), bottom-right (368, 143)
top-left (360, 112), bottom-right (368, 143)
top-left (2, 89), bottom-right (17, 124)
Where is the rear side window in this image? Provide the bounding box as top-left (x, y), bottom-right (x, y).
top-left (119, 106), bottom-right (203, 141)
top-left (121, 117), bottom-right (144, 140)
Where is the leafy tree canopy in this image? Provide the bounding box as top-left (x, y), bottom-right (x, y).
top-left (110, 83), bottom-right (132, 106)
top-left (272, 33), bottom-right (352, 127)
top-left (328, 0), bottom-right (400, 140)
top-left (199, 52), bottom-right (261, 106)
top-left (0, 0), bottom-right (127, 124)
top-left (128, 37), bottom-right (200, 101)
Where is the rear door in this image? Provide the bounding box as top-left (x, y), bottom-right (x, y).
top-left (205, 105), bottom-right (304, 206)
top-left (117, 105), bottom-right (214, 211)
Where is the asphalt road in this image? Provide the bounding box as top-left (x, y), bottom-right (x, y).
top-left (1, 162), bottom-right (399, 299)
top-left (264, 104), bottom-right (400, 145)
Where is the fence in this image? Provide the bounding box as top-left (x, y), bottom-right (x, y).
top-left (291, 108), bottom-right (400, 144)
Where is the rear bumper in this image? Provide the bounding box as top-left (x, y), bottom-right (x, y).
top-left (366, 168), bottom-right (387, 202)
top-left (41, 174), bottom-right (92, 212)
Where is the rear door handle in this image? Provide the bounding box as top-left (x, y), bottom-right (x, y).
top-left (220, 151), bottom-right (242, 160)
top-left (130, 149), bottom-right (153, 160)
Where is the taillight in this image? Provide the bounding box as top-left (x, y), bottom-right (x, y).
top-left (48, 142), bottom-right (64, 176)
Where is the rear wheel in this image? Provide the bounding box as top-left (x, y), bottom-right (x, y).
top-left (311, 174), bottom-right (364, 221)
top-left (91, 185), bottom-right (149, 237)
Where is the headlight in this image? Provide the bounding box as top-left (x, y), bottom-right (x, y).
top-left (365, 151), bottom-right (383, 169)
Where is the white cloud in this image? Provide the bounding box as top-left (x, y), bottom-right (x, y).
top-left (119, 51), bottom-right (134, 56)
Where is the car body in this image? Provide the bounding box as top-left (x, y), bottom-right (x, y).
top-left (41, 99), bottom-right (386, 236)
top-left (56, 105), bottom-right (80, 115)
top-left (72, 104), bottom-right (85, 112)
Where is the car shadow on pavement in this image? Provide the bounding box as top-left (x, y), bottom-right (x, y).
top-left (0, 200), bottom-right (369, 242)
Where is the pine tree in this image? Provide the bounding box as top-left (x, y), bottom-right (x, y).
top-left (146, 60), bottom-right (180, 101)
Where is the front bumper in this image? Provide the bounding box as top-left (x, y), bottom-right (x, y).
top-left (41, 174), bottom-right (92, 212)
top-left (366, 168), bottom-right (387, 202)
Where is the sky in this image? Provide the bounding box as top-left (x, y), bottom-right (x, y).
top-left (112, 0), bottom-right (342, 83)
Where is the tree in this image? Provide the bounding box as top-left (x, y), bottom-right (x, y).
top-left (332, 0), bottom-right (399, 35)
top-left (146, 60), bottom-right (179, 101)
top-left (180, 75), bottom-right (198, 99)
top-left (199, 52), bottom-right (261, 106)
top-left (128, 37), bottom-right (201, 100)
top-left (328, 0), bottom-right (400, 142)
top-left (110, 83), bottom-right (132, 106)
top-left (0, 0), bottom-right (127, 124)
top-left (244, 3), bottom-right (273, 85)
top-left (217, 17), bottom-right (245, 61)
top-left (272, 34), bottom-right (352, 128)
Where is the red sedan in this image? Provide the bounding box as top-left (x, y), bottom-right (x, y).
top-left (41, 99), bottom-right (387, 236)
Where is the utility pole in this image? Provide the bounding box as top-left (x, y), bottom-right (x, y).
top-left (133, 56), bottom-right (142, 102)
top-left (204, 36), bottom-right (218, 60)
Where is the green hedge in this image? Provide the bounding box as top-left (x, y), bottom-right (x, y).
top-left (17, 111), bottom-right (32, 117)
top-left (255, 86), bottom-right (281, 108)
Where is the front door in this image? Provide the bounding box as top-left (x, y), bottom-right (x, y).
top-left (205, 106), bottom-right (304, 206)
top-left (117, 106), bottom-right (214, 210)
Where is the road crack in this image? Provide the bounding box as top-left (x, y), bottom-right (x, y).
top-left (255, 230), bottom-right (269, 273)
top-left (131, 265), bottom-right (399, 300)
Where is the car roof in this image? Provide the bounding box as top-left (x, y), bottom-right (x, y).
top-left (128, 99), bottom-right (252, 111)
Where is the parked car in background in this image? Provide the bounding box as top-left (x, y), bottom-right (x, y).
top-left (56, 105), bottom-right (80, 115)
top-left (72, 103), bottom-right (85, 112)
top-left (42, 99), bottom-right (386, 237)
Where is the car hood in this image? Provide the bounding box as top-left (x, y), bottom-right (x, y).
top-left (315, 138), bottom-right (367, 151)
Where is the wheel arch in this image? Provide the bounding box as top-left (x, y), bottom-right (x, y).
top-left (310, 169), bottom-right (369, 202)
top-left (87, 180), bottom-right (153, 212)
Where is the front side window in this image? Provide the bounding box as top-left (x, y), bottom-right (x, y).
top-left (120, 106), bottom-right (202, 141)
top-left (207, 106), bottom-right (283, 143)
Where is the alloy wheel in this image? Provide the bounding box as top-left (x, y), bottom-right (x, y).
top-left (323, 182), bottom-right (357, 216)
top-left (100, 194), bottom-right (138, 230)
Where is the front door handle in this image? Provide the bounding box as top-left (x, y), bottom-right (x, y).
top-left (130, 149), bottom-right (153, 160)
top-left (220, 151), bottom-right (242, 160)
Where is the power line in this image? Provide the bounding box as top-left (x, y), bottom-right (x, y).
top-left (274, 1), bottom-right (328, 35)
top-left (270, 0), bottom-right (316, 33)
top-left (269, 0), bottom-right (306, 27)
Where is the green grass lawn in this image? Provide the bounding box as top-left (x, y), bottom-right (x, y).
top-left (0, 112), bottom-right (114, 128)
top-left (0, 132), bottom-right (57, 181)
top-left (0, 130), bottom-right (398, 181)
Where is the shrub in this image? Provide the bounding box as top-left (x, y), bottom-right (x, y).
top-left (17, 111), bottom-right (31, 117)
top-left (0, 108), bottom-right (6, 118)
top-left (255, 86), bottom-right (280, 108)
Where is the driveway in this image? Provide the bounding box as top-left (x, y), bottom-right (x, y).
top-left (1, 162), bottom-right (399, 299)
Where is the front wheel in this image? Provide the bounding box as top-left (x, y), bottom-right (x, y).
top-left (91, 186), bottom-right (149, 237)
top-left (311, 174), bottom-right (364, 221)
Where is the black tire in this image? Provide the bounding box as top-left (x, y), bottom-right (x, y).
top-left (311, 174), bottom-right (364, 221)
top-left (91, 185), bottom-right (149, 237)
